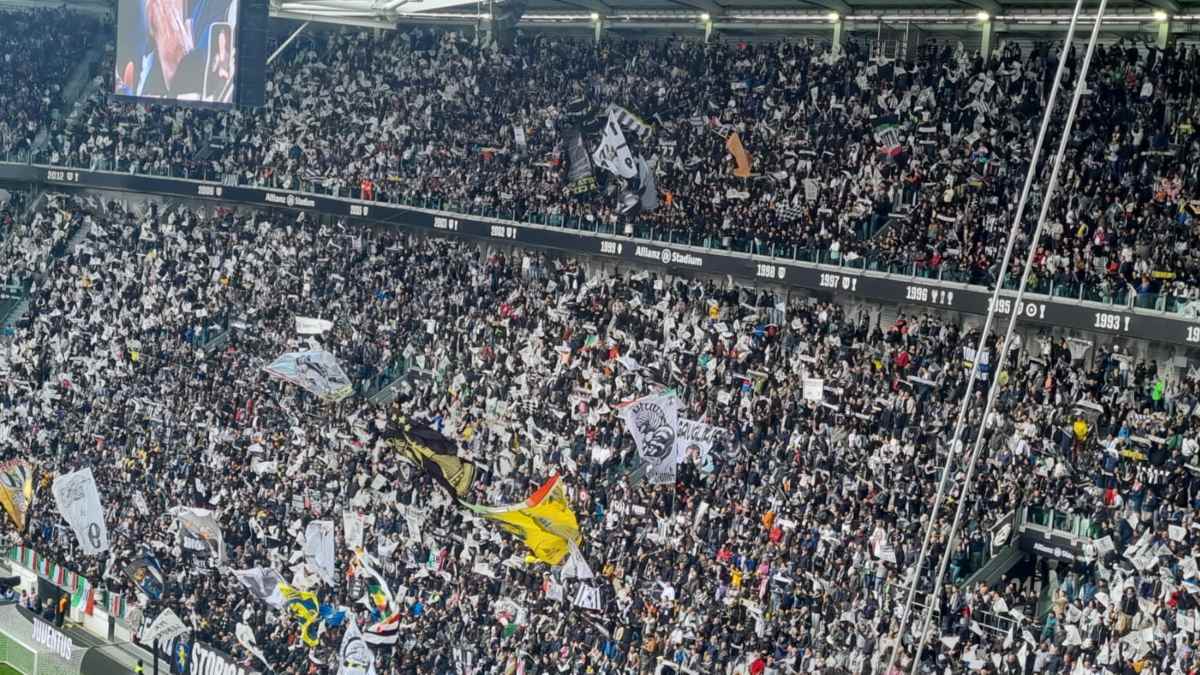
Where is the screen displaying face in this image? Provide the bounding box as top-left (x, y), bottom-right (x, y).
top-left (115, 0), bottom-right (238, 103)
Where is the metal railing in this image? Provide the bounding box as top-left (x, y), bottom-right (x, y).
top-left (1019, 505), bottom-right (1104, 541)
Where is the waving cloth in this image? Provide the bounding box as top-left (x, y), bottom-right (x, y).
top-left (468, 474), bottom-right (580, 565)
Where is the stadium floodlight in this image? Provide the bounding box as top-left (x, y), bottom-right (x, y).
top-left (700, 12), bottom-right (710, 21)
top-left (826, 11), bottom-right (839, 21)
top-left (1153, 9), bottom-right (1169, 21)
top-left (590, 11), bottom-right (599, 21)
top-left (976, 10), bottom-right (989, 21)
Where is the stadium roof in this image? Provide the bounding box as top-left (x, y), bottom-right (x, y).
top-left (271, 0), bottom-right (1200, 33)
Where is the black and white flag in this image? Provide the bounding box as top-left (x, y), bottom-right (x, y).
top-left (675, 419), bottom-right (732, 468)
top-left (592, 110), bottom-right (638, 179)
top-left (605, 105), bottom-right (653, 140)
top-left (51, 468), bottom-right (109, 555)
top-left (169, 506), bottom-right (226, 563)
top-left (573, 585), bottom-right (602, 611)
top-left (619, 393), bottom-right (680, 485)
top-left (563, 126), bottom-right (597, 195)
top-left (616, 157), bottom-right (659, 216)
top-left (142, 608), bottom-right (191, 645)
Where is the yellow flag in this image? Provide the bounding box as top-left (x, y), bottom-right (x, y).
top-left (277, 583), bottom-right (321, 647)
top-left (0, 460), bottom-right (35, 531)
top-left (470, 474), bottom-right (580, 565)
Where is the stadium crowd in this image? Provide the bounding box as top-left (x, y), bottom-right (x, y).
top-left (34, 25), bottom-right (1200, 310)
top-left (0, 192), bottom-right (1199, 675)
top-left (1, 8), bottom-right (1200, 675)
top-left (0, 8), bottom-right (100, 160)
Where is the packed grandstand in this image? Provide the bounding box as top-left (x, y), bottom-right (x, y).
top-left (2, 4), bottom-right (1200, 675)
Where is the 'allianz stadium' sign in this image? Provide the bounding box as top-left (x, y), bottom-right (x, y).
top-left (263, 192), bottom-right (315, 208)
top-left (633, 245), bottom-right (703, 268)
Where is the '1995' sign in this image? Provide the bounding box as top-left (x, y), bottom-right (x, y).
top-left (988, 297), bottom-right (1047, 320)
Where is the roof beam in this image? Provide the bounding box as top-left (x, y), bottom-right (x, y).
top-left (796, 0), bottom-right (852, 16)
top-left (668, 0), bottom-right (723, 14)
top-left (955, 0), bottom-right (1002, 16)
top-left (1139, 0), bottom-right (1180, 14)
top-left (554, 0), bottom-right (613, 12)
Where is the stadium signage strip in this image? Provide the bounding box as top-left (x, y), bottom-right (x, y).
top-left (12, 162), bottom-right (1199, 347)
top-left (191, 642), bottom-right (251, 675)
top-left (32, 618), bottom-right (73, 660)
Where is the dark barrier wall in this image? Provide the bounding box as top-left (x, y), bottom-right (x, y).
top-left (7, 162), bottom-right (1200, 348)
top-left (81, 648), bottom-right (137, 675)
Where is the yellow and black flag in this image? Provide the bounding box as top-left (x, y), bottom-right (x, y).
top-left (384, 420), bottom-right (476, 499)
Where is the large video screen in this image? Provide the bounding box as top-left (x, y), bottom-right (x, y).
top-left (114, 0), bottom-right (239, 104)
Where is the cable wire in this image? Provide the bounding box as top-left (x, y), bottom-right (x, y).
top-left (903, 2), bottom-right (1110, 672)
top-left (880, 2), bottom-right (1087, 672)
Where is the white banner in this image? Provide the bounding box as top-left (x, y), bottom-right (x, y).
top-left (51, 468), bottom-right (109, 555)
top-left (304, 520), bottom-right (337, 586)
top-left (234, 623), bottom-right (270, 673)
top-left (343, 511), bottom-right (366, 550)
top-left (560, 542), bottom-right (594, 580)
top-left (619, 393), bottom-right (680, 485)
top-left (337, 619), bottom-right (377, 675)
top-left (513, 126), bottom-right (527, 148)
top-left (802, 378), bottom-right (824, 401)
top-left (295, 317), bottom-right (334, 335)
top-left (803, 178), bottom-right (819, 202)
top-left (592, 111), bottom-right (638, 179)
top-left (675, 419), bottom-right (732, 468)
top-left (142, 608), bottom-right (190, 645)
top-left (250, 459), bottom-right (277, 475)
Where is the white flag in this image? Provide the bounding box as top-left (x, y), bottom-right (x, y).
top-left (343, 511), bottom-right (366, 550)
top-left (295, 317), bottom-right (334, 335)
top-left (132, 491), bottom-right (149, 516)
top-left (232, 567), bottom-right (286, 608)
top-left (250, 460), bottom-right (278, 475)
top-left (304, 520), bottom-right (337, 586)
top-left (235, 623), bottom-right (271, 672)
top-left (337, 620), bottom-right (377, 675)
top-left (51, 468), bottom-right (109, 555)
top-left (618, 393), bottom-right (680, 485)
top-left (561, 542), bottom-right (594, 580)
top-left (141, 608), bottom-right (190, 645)
top-left (545, 580), bottom-right (564, 602)
top-left (573, 584), bottom-right (601, 611)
